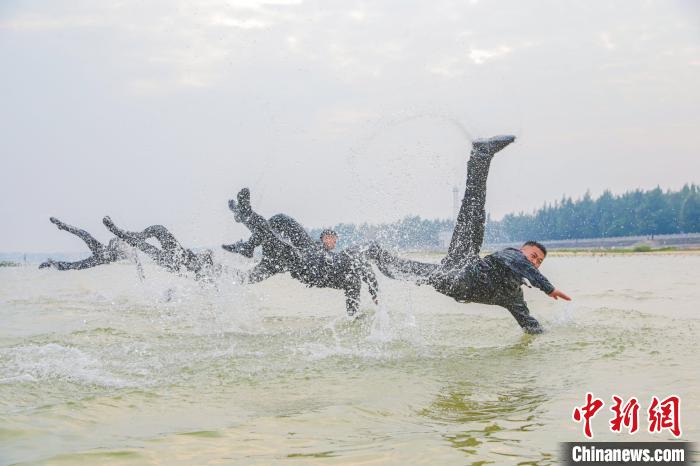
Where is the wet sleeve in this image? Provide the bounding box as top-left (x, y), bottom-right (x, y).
top-left (344, 283), bottom-right (360, 317)
top-left (500, 291), bottom-right (544, 334)
top-left (522, 265), bottom-right (555, 295)
top-left (361, 263), bottom-right (379, 301)
top-left (505, 252), bottom-right (555, 295)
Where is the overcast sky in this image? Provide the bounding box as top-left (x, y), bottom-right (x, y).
top-left (1, 0), bottom-right (699, 252)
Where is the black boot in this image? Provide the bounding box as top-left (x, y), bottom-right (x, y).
top-left (102, 216), bottom-right (121, 237)
top-left (222, 240), bottom-right (255, 258)
top-left (228, 188), bottom-right (252, 223)
top-left (472, 135), bottom-right (516, 156)
top-left (50, 217), bottom-right (67, 231)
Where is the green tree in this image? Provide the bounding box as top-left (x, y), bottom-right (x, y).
top-left (680, 191), bottom-right (700, 233)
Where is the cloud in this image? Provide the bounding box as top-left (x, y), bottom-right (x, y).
top-left (598, 32), bottom-right (616, 50)
top-left (347, 8), bottom-right (368, 22)
top-left (2, 0), bottom-right (700, 251)
top-left (0, 15), bottom-right (102, 31)
top-left (221, 0), bottom-right (303, 9)
top-left (208, 14), bottom-right (270, 29)
top-left (468, 45), bottom-right (512, 64)
top-left (428, 44), bottom-right (515, 77)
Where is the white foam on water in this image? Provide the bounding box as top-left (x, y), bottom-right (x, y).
top-left (3, 253), bottom-right (699, 465)
top-left (0, 374), bottom-right (36, 384)
top-left (286, 296), bottom-right (429, 363)
top-left (0, 343), bottom-right (134, 388)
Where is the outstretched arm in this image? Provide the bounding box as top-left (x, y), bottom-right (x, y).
top-left (360, 263), bottom-right (379, 305)
top-left (516, 261), bottom-right (555, 295)
top-left (548, 289), bottom-right (572, 301)
top-left (493, 249), bottom-right (556, 294)
top-left (344, 283), bottom-right (361, 317)
top-left (342, 247), bottom-right (380, 305)
top-left (39, 257), bottom-right (104, 271)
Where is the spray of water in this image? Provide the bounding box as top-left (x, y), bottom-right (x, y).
top-left (552, 301), bottom-right (577, 326)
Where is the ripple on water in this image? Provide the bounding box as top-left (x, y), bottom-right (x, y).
top-left (2, 257), bottom-right (699, 465)
top-left (38, 450), bottom-right (145, 465)
top-left (0, 343), bottom-right (134, 389)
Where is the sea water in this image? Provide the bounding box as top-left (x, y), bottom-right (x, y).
top-left (1, 253), bottom-right (698, 465)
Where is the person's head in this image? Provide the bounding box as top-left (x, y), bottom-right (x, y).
top-left (520, 241), bottom-right (547, 268)
top-left (320, 229), bottom-right (338, 250)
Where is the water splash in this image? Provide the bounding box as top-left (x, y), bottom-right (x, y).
top-left (552, 301), bottom-right (577, 326)
top-left (0, 343), bottom-right (134, 388)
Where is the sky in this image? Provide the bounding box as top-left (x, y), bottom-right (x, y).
top-left (1, 0), bottom-right (699, 253)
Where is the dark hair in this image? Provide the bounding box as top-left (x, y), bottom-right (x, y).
top-left (523, 240), bottom-right (547, 256)
top-left (320, 229), bottom-right (338, 239)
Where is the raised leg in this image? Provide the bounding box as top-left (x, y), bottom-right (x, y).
top-left (229, 189), bottom-right (300, 263)
top-left (103, 217), bottom-right (163, 255)
top-left (269, 214), bottom-right (316, 250)
top-left (223, 213), bottom-right (315, 258)
top-left (444, 135), bottom-right (515, 267)
top-left (139, 225), bottom-right (183, 252)
top-left (50, 217), bottom-right (104, 255)
top-left (358, 241), bottom-right (438, 281)
top-left (103, 217), bottom-right (183, 271)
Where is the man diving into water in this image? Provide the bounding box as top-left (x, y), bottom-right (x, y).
top-left (227, 189), bottom-right (378, 316)
top-left (44, 210), bottom-right (367, 317)
top-left (39, 217), bottom-right (135, 271)
top-left (102, 217), bottom-right (217, 281)
top-left (40, 135), bottom-right (562, 327)
top-left (223, 213), bottom-right (339, 283)
top-left (363, 135), bottom-right (571, 334)
top-left (223, 214), bottom-right (337, 257)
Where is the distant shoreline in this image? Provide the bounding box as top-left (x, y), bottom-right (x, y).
top-left (406, 246), bottom-right (700, 260)
top-left (545, 247), bottom-right (700, 256)
top-left (4, 234), bottom-right (700, 265)
top-left (2, 248), bottom-right (699, 268)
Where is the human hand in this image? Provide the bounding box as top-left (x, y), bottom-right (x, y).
top-left (548, 289), bottom-right (572, 301)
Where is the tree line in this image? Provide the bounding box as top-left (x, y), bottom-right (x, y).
top-left (310, 184), bottom-right (700, 249)
top-left (488, 183), bottom-right (700, 242)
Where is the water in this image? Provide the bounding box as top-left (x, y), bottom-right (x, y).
top-left (1, 254), bottom-right (698, 465)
